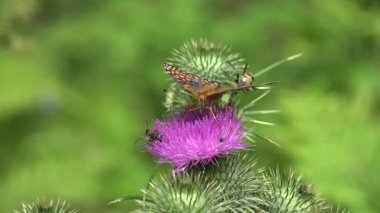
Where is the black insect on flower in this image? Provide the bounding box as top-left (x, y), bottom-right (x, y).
top-left (145, 127), bottom-right (162, 143)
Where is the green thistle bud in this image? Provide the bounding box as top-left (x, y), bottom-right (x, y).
top-left (139, 154), bottom-right (268, 212)
top-left (14, 198), bottom-right (78, 213)
top-left (263, 169), bottom-right (324, 212)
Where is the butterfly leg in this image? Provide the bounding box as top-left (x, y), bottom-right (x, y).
top-left (182, 107), bottom-right (198, 120)
top-left (205, 106), bottom-right (216, 119)
top-left (187, 107), bottom-right (201, 116)
top-left (200, 97), bottom-right (217, 119)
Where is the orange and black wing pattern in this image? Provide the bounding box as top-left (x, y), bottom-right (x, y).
top-left (162, 63), bottom-right (219, 92)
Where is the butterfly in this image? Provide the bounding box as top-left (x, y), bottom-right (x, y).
top-left (163, 63), bottom-right (277, 117)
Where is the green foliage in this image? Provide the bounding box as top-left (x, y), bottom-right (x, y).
top-left (273, 86), bottom-right (379, 212)
top-left (0, 0), bottom-right (378, 212)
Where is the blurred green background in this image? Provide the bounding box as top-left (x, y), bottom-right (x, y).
top-left (0, 0), bottom-right (379, 212)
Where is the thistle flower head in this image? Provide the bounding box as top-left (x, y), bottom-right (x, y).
top-left (263, 169), bottom-right (325, 212)
top-left (139, 154), bottom-right (268, 212)
top-left (145, 105), bottom-right (247, 173)
top-left (14, 198), bottom-right (78, 213)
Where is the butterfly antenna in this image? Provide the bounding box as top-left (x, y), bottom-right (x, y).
top-left (234, 63), bottom-right (249, 82)
top-left (254, 53), bottom-right (303, 77)
top-left (243, 64), bottom-right (248, 74)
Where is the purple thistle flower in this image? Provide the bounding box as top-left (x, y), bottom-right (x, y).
top-left (145, 105), bottom-right (247, 173)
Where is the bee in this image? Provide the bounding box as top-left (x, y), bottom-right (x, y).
top-left (145, 127), bottom-right (162, 143)
top-left (134, 125), bottom-right (162, 145)
top-left (163, 63), bottom-right (277, 117)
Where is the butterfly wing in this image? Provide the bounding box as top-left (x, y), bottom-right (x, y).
top-left (163, 63), bottom-right (219, 94)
